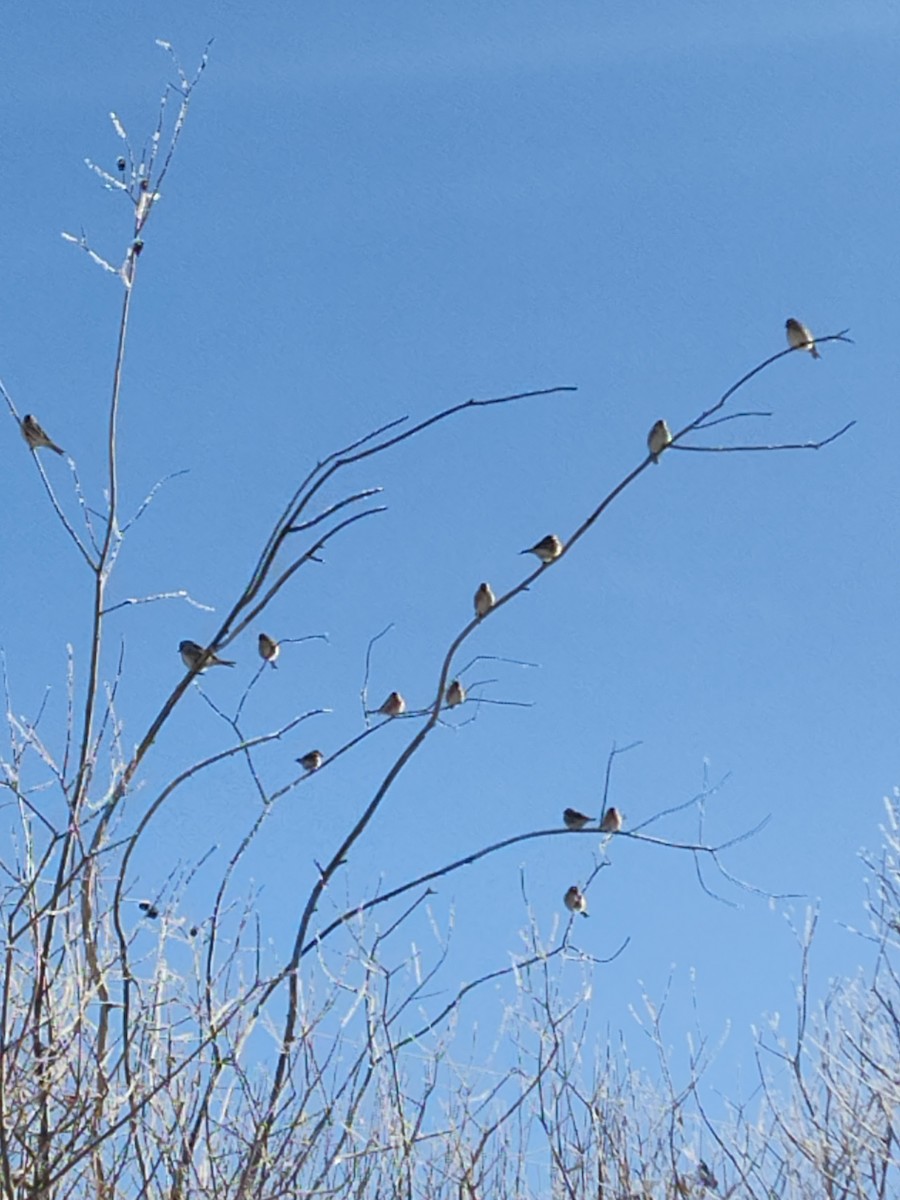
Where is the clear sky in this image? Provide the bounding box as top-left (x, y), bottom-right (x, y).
top-left (2, 0), bottom-right (898, 1117)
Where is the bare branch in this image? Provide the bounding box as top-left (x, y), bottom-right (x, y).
top-left (100, 589), bottom-right (215, 616)
top-left (675, 420), bottom-right (856, 454)
top-left (118, 468), bottom-right (190, 534)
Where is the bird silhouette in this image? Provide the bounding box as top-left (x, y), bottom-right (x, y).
top-left (297, 749), bottom-right (323, 773)
top-left (21, 414), bottom-right (64, 455)
top-left (647, 418), bottom-right (673, 463)
top-left (258, 633), bottom-right (280, 667)
top-left (179, 640), bottom-right (235, 671)
top-left (563, 807), bottom-right (594, 830)
top-left (474, 582), bottom-right (495, 617)
top-left (521, 534), bottom-right (563, 563)
top-left (564, 885), bottom-right (589, 918)
top-left (785, 317), bottom-right (820, 359)
top-left (599, 807), bottom-right (622, 833)
top-left (379, 691), bottom-right (406, 717)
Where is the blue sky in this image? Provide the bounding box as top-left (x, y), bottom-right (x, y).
top-left (2, 0), bottom-right (898, 1113)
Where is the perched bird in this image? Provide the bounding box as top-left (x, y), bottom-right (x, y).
top-left (446, 679), bottom-right (466, 708)
top-left (297, 749), bottom-right (324, 773)
top-left (21, 414), bottom-right (64, 455)
top-left (697, 1160), bottom-right (718, 1190)
top-left (521, 534), bottom-right (563, 564)
top-left (179, 640), bottom-right (235, 671)
top-left (785, 317), bottom-right (820, 359)
top-left (564, 885), bottom-right (589, 918)
top-left (563, 807), bottom-right (594, 830)
top-left (379, 691), bottom-right (406, 717)
top-left (647, 418), bottom-right (673, 463)
top-left (599, 806), bottom-right (622, 834)
top-left (474, 581), bottom-right (496, 618)
top-left (258, 632), bottom-right (280, 668)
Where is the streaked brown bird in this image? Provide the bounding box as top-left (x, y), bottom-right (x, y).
top-left (179, 640), bottom-right (235, 671)
top-left (563, 807), bottom-right (594, 830)
top-left (446, 679), bottom-right (466, 708)
top-left (474, 581), bottom-right (495, 618)
top-left (785, 317), bottom-right (820, 359)
top-left (379, 691), bottom-right (406, 717)
top-left (297, 749), bottom-right (323, 773)
top-left (21, 414), bottom-right (64, 455)
top-left (521, 534), bottom-right (563, 563)
top-left (564, 885), bottom-right (589, 918)
top-left (647, 418), bottom-right (673, 463)
top-left (258, 632), bottom-right (280, 668)
top-left (599, 806), bottom-right (622, 833)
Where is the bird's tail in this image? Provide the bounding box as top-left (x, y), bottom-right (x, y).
top-left (811, 345), bottom-right (821, 359)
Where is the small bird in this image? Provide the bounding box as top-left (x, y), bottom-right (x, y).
top-left (521, 534), bottom-right (563, 564)
top-left (179, 640), bottom-right (235, 671)
top-left (258, 632), bottom-right (280, 668)
top-left (297, 749), bottom-right (324, 773)
top-left (599, 806), bottom-right (622, 834)
top-left (647, 418), bottom-right (673, 463)
top-left (697, 1160), bottom-right (718, 1190)
top-left (564, 885), bottom-right (589, 918)
top-left (446, 679), bottom-right (466, 708)
top-left (474, 582), bottom-right (495, 618)
top-left (785, 317), bottom-right (820, 359)
top-left (379, 691), bottom-right (406, 717)
top-left (21, 414), bottom-right (64, 455)
top-left (138, 901), bottom-right (160, 920)
top-left (563, 807), bottom-right (594, 830)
